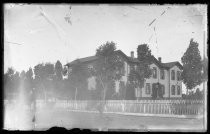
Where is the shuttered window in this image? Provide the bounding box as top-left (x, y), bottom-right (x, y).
top-left (171, 85), bottom-right (175, 95)
top-left (146, 83), bottom-right (151, 94)
top-left (177, 85), bottom-right (181, 95)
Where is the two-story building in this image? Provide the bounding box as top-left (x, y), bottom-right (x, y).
top-left (65, 50), bottom-right (183, 99)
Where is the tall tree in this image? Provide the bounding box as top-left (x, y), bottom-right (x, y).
top-left (33, 63), bottom-right (55, 100)
top-left (13, 71), bottom-right (21, 97)
top-left (202, 57), bottom-right (208, 82)
top-left (54, 60), bottom-right (63, 97)
top-left (33, 63), bottom-right (44, 98)
top-left (7, 67), bottom-right (15, 77)
top-left (137, 44), bottom-right (153, 88)
top-left (89, 41), bottom-right (124, 102)
top-left (55, 60), bottom-right (63, 81)
top-left (44, 63), bottom-right (55, 98)
top-left (128, 44), bottom-right (153, 99)
top-left (4, 68), bottom-right (20, 99)
top-left (68, 60), bottom-right (89, 100)
top-left (181, 39), bottom-right (203, 95)
top-left (19, 70), bottom-right (26, 93)
top-left (4, 70), bottom-right (11, 98)
top-left (25, 68), bottom-right (34, 95)
top-left (4, 68), bottom-right (14, 93)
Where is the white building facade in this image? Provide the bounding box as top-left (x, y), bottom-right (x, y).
top-left (66, 50), bottom-right (183, 99)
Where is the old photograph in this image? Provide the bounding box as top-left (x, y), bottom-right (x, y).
top-left (4, 4), bottom-right (207, 131)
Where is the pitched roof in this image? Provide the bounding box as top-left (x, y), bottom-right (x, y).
top-left (162, 61), bottom-right (183, 70)
top-left (127, 57), bottom-right (139, 63)
top-left (65, 56), bottom-right (98, 67)
top-left (150, 56), bottom-right (167, 69)
top-left (65, 50), bottom-right (183, 70)
top-left (65, 50), bottom-right (139, 67)
top-left (76, 56), bottom-right (98, 63)
top-left (148, 56), bottom-right (183, 70)
top-left (115, 50), bottom-right (139, 63)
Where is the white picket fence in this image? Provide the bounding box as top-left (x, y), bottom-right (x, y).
top-left (34, 99), bottom-right (204, 116)
top-left (4, 99), bottom-right (203, 117)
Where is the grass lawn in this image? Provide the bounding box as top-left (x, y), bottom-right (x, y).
top-left (33, 108), bottom-right (205, 132)
top-left (3, 103), bottom-right (205, 132)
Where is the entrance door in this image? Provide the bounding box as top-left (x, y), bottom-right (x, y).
top-left (152, 83), bottom-right (158, 99)
top-left (152, 83), bottom-right (164, 99)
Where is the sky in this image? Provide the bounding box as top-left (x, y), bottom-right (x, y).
top-left (4, 4), bottom-right (207, 74)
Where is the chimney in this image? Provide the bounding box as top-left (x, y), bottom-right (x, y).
top-left (131, 51), bottom-right (134, 58)
top-left (158, 57), bottom-right (162, 63)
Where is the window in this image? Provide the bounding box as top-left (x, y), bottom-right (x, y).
top-left (171, 85), bottom-right (175, 95)
top-left (177, 71), bottom-right (181, 81)
top-left (160, 70), bottom-right (165, 80)
top-left (153, 67), bottom-right (157, 79)
top-left (177, 85), bottom-right (181, 95)
top-left (171, 70), bottom-right (175, 80)
top-left (146, 83), bottom-right (151, 94)
top-left (161, 85), bottom-right (165, 95)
